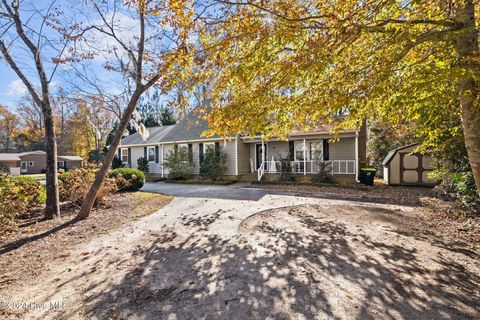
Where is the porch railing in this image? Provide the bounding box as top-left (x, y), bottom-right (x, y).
top-left (257, 161), bottom-right (265, 181)
top-left (257, 160), bottom-right (356, 181)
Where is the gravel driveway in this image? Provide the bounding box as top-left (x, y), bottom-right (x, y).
top-left (2, 183), bottom-right (479, 319)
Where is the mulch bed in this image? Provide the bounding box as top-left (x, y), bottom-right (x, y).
top-left (0, 192), bottom-right (172, 291)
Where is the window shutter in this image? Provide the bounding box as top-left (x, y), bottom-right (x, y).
top-left (288, 141), bottom-right (294, 161)
top-left (117, 149), bottom-right (121, 160)
top-left (174, 144), bottom-right (178, 156)
top-left (199, 143), bottom-right (204, 163)
top-left (155, 146), bottom-right (159, 163)
top-left (214, 142), bottom-right (220, 156)
top-left (323, 140), bottom-right (329, 161)
top-left (144, 147), bottom-right (147, 159)
top-left (188, 144), bottom-right (193, 162)
top-left (128, 148), bottom-right (132, 166)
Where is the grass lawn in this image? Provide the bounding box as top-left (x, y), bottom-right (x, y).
top-left (22, 173), bottom-right (46, 179)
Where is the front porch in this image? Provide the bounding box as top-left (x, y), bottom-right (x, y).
top-left (248, 137), bottom-right (358, 181)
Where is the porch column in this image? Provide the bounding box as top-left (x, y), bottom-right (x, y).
top-left (235, 135), bottom-right (238, 176)
top-left (261, 137), bottom-right (265, 167)
top-left (303, 139), bottom-right (306, 175)
top-left (355, 128), bottom-right (359, 182)
top-left (161, 144), bottom-right (164, 178)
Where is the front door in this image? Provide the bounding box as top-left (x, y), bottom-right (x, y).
top-left (255, 144), bottom-right (267, 170)
top-left (20, 161), bottom-right (28, 173)
top-left (399, 152), bottom-right (434, 185)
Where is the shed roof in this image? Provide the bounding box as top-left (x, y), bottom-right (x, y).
top-left (382, 143), bottom-right (419, 166)
top-left (58, 155), bottom-right (83, 161)
top-left (0, 153), bottom-right (21, 161)
top-left (18, 150), bottom-right (46, 157)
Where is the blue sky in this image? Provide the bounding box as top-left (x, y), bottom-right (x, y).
top-left (0, 0), bottom-right (182, 112)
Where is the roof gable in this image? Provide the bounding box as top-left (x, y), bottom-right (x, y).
top-left (382, 143), bottom-right (419, 166)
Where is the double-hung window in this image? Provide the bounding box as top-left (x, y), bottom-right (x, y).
top-left (147, 146), bottom-right (156, 163)
top-left (121, 148), bottom-right (129, 163)
top-left (294, 140), bottom-right (323, 161)
top-left (204, 142), bottom-right (215, 151)
top-left (309, 141), bottom-right (323, 160)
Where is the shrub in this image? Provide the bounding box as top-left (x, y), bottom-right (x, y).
top-left (0, 174), bottom-right (45, 230)
top-left (431, 168), bottom-right (480, 209)
top-left (311, 161), bottom-right (333, 184)
top-left (164, 147), bottom-right (194, 180)
top-left (58, 164), bottom-right (118, 206)
top-left (200, 147), bottom-right (226, 180)
top-left (279, 160), bottom-right (295, 182)
top-left (111, 155), bottom-right (125, 169)
top-left (137, 157), bottom-right (149, 173)
top-left (109, 168), bottom-right (145, 191)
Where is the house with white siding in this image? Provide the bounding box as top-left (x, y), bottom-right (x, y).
top-left (117, 111), bottom-right (367, 183)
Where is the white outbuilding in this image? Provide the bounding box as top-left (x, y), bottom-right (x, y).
top-left (383, 143), bottom-right (436, 186)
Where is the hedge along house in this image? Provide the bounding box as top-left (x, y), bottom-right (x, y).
top-left (0, 151), bottom-right (83, 175)
top-left (118, 110), bottom-right (367, 183)
top-left (382, 143), bottom-right (436, 186)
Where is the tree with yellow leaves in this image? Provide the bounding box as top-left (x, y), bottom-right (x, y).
top-left (73, 0), bottom-right (197, 219)
top-left (198, 0), bottom-right (480, 195)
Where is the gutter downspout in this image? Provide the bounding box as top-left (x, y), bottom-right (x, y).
top-left (355, 127), bottom-right (360, 183)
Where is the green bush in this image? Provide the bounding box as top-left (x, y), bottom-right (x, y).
top-left (311, 161), bottom-right (333, 184)
top-left (111, 155), bottom-right (125, 169)
top-left (432, 169), bottom-right (480, 208)
top-left (279, 160), bottom-right (295, 182)
top-left (164, 147), bottom-right (194, 180)
top-left (110, 168), bottom-right (145, 191)
top-left (200, 147), bottom-right (226, 180)
top-left (137, 157), bottom-right (149, 173)
top-left (13, 176), bottom-right (47, 204)
top-left (1, 174), bottom-right (45, 230)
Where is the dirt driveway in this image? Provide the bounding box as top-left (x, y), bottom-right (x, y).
top-left (1, 183), bottom-right (479, 319)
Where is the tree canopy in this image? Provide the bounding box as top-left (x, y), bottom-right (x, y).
top-left (197, 0), bottom-right (480, 192)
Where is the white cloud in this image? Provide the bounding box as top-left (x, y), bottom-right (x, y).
top-left (6, 79), bottom-right (27, 96)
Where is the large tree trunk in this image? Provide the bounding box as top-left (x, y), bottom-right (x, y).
top-left (43, 103), bottom-right (60, 218)
top-left (76, 90), bottom-right (143, 220)
top-left (454, 1), bottom-right (480, 195)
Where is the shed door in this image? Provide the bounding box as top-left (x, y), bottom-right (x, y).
top-left (20, 161), bottom-right (28, 173)
top-left (399, 153), bottom-right (434, 185)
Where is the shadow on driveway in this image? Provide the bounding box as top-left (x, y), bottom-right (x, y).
top-left (142, 182), bottom-right (421, 206)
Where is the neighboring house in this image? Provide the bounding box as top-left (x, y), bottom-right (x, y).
top-left (0, 150), bottom-right (83, 175)
top-left (118, 111), bottom-right (367, 183)
top-left (383, 143), bottom-right (436, 186)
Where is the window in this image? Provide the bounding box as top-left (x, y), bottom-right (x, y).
top-left (57, 161), bottom-right (65, 169)
top-left (204, 142), bottom-right (215, 151)
top-left (147, 146), bottom-right (156, 162)
top-left (20, 161), bottom-right (27, 170)
top-left (294, 141), bottom-right (305, 161)
top-left (309, 141), bottom-right (323, 160)
top-left (177, 143), bottom-right (188, 152)
top-left (121, 148), bottom-right (129, 163)
top-left (29, 161), bottom-right (34, 166)
top-left (294, 140), bottom-right (323, 161)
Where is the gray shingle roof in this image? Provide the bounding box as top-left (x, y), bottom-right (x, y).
top-left (120, 125), bottom-right (176, 146)
top-left (161, 110), bottom-right (219, 143)
top-left (119, 110), bottom-right (219, 146)
top-left (382, 143), bottom-right (419, 166)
